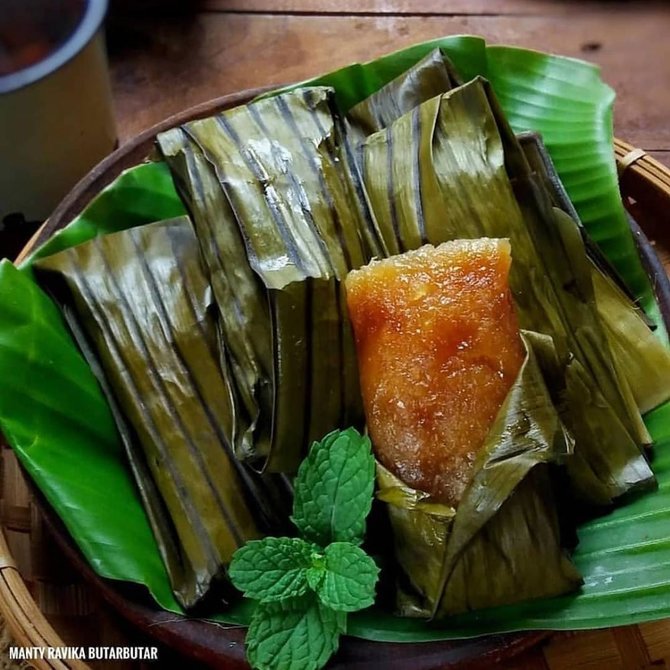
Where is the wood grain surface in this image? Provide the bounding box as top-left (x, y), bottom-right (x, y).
top-left (107, 0), bottom-right (670, 165)
top-left (202, 0), bottom-right (667, 15)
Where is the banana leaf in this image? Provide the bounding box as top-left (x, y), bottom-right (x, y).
top-left (345, 50), bottom-right (670, 430)
top-left (157, 87), bottom-right (371, 471)
top-left (376, 330), bottom-right (580, 617)
top-left (26, 162), bottom-right (187, 266)
top-left (493, 101), bottom-right (654, 452)
top-left (359, 77), bottom-right (654, 505)
top-left (347, 49), bottom-right (461, 139)
top-left (593, 269), bottom-right (670, 414)
top-left (183, 87), bottom-right (372, 283)
top-left (518, 132), bottom-right (670, 417)
top-left (267, 36), bottom-right (652, 310)
top-left (33, 217), bottom-right (291, 609)
top-left (2, 37), bottom-right (670, 640)
top-left (518, 132), bottom-right (641, 310)
top-left (157, 128), bottom-right (273, 465)
top-left (0, 259), bottom-right (183, 612)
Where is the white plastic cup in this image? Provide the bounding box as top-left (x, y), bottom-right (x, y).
top-left (0, 0), bottom-right (116, 224)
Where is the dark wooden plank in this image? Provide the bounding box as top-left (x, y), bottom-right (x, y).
top-left (498, 644), bottom-right (552, 669)
top-left (107, 9), bottom-right (670, 151)
top-left (611, 626), bottom-right (655, 670)
top-left (639, 620), bottom-right (670, 665)
top-left (542, 630), bottom-right (625, 670)
top-left (202, 0), bottom-right (666, 16)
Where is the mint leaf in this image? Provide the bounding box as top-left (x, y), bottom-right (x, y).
top-left (229, 537), bottom-right (317, 602)
top-left (246, 594), bottom-right (346, 670)
top-left (231, 430), bottom-right (380, 670)
top-left (306, 566), bottom-right (325, 591)
top-left (316, 542), bottom-right (379, 612)
top-left (291, 428), bottom-right (375, 546)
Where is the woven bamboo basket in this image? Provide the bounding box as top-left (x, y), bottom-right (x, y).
top-left (1, 138), bottom-right (670, 670)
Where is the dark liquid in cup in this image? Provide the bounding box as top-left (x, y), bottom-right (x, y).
top-left (0, 0), bottom-right (86, 76)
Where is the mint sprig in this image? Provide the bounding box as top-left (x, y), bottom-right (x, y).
top-left (292, 428), bottom-right (376, 546)
top-left (228, 428), bottom-right (378, 670)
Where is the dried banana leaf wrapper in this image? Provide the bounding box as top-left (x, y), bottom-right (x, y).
top-left (268, 276), bottom-right (360, 472)
top-left (507, 134), bottom-right (655, 449)
top-left (347, 48), bottom-right (461, 139)
top-left (33, 217), bottom-right (291, 610)
top-left (518, 131), bottom-right (668, 429)
top-left (158, 87), bottom-right (374, 471)
top-left (518, 133), bottom-right (670, 419)
top-left (348, 49), bottom-right (670, 437)
top-left (518, 132), bottom-right (643, 311)
top-left (183, 86), bottom-right (375, 283)
top-left (157, 128), bottom-right (273, 464)
top-left (377, 332), bottom-right (581, 618)
top-left (592, 269), bottom-right (670, 414)
top-left (359, 77), bottom-right (655, 505)
top-left (504, 129), bottom-right (653, 453)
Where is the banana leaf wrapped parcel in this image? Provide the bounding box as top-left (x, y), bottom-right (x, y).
top-left (157, 87), bottom-right (378, 473)
top-left (345, 239), bottom-right (582, 616)
top-left (517, 132), bottom-right (670, 419)
top-left (33, 217), bottom-right (292, 610)
top-left (355, 74), bottom-right (658, 506)
top-left (349, 49), bottom-right (670, 429)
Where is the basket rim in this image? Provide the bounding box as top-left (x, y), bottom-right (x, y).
top-left (615, 139), bottom-right (670, 208)
top-left (0, 524), bottom-right (89, 669)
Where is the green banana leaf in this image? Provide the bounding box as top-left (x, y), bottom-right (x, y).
top-left (0, 258), bottom-right (182, 612)
top-left (377, 331), bottom-right (580, 618)
top-left (359, 76), bottom-right (654, 505)
top-left (1, 37), bottom-right (670, 641)
top-left (33, 217), bottom-right (291, 609)
top-left (157, 87), bottom-right (371, 471)
top-left (26, 162), bottom-right (187, 266)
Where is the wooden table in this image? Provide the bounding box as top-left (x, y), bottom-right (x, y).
top-left (107, 0), bottom-right (670, 169)
top-left (3, 2), bottom-right (669, 669)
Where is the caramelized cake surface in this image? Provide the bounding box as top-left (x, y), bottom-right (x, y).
top-left (345, 239), bottom-right (524, 507)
